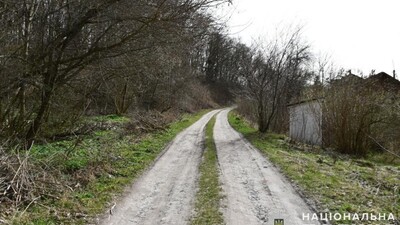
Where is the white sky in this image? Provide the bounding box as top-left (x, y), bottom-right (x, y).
top-left (217, 0), bottom-right (400, 76)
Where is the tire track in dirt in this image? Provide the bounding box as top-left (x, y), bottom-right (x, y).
top-left (101, 110), bottom-right (220, 225)
top-left (214, 108), bottom-right (320, 225)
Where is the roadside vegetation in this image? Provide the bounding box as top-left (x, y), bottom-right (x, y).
top-left (1, 1), bottom-right (399, 224)
top-left (1, 1), bottom-right (233, 222)
top-left (191, 116), bottom-right (224, 225)
top-left (228, 111), bottom-right (400, 224)
top-left (1, 110), bottom-right (210, 224)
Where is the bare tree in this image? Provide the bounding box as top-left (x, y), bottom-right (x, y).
top-left (243, 27), bottom-right (311, 132)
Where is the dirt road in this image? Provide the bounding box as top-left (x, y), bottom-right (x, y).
top-left (101, 110), bottom-right (220, 225)
top-left (214, 108), bottom-right (320, 225)
top-left (101, 108), bottom-right (320, 225)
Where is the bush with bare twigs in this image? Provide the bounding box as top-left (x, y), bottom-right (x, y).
top-left (0, 147), bottom-right (63, 217)
top-left (322, 74), bottom-right (400, 157)
top-left (124, 111), bottom-right (171, 134)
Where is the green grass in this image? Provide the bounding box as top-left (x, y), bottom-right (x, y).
top-left (191, 116), bottom-right (224, 225)
top-left (228, 111), bottom-right (400, 224)
top-left (7, 110), bottom-right (211, 224)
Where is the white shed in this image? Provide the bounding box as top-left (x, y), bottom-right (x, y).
top-left (288, 99), bottom-right (322, 146)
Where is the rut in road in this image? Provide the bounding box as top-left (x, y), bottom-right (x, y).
top-left (101, 110), bottom-right (220, 225)
top-left (214, 108), bottom-right (321, 225)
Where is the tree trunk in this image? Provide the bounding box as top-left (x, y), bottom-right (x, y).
top-left (25, 89), bottom-right (52, 149)
top-left (257, 101), bottom-right (268, 133)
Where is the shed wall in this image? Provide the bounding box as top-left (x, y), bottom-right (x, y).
top-left (289, 101), bottom-right (322, 145)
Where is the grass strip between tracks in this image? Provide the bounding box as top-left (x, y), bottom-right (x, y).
top-left (191, 115), bottom-right (224, 225)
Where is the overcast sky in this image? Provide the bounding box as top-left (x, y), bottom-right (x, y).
top-left (217, 0), bottom-right (400, 76)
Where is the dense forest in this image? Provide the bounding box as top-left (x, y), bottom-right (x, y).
top-left (0, 0), bottom-right (227, 148)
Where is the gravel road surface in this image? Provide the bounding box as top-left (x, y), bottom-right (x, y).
top-left (101, 108), bottom-right (321, 225)
top-left (101, 110), bottom-right (220, 225)
top-left (214, 108), bottom-right (320, 225)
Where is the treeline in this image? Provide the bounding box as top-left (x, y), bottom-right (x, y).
top-left (204, 26), bottom-right (400, 158)
top-left (0, 0), bottom-right (316, 150)
top-left (0, 0), bottom-right (232, 149)
top-left (1, 0), bottom-right (397, 157)
top-left (204, 27), bottom-right (313, 133)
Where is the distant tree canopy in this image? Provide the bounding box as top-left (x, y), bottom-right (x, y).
top-left (203, 31), bottom-right (253, 104)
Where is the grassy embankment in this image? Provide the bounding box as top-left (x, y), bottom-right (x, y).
top-left (7, 110), bottom-right (210, 224)
top-left (228, 111), bottom-right (400, 224)
top-left (191, 116), bottom-right (224, 225)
